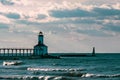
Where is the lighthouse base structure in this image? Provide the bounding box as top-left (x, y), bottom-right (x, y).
top-left (33, 44), bottom-right (48, 56)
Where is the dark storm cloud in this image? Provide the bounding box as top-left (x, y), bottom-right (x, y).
top-left (93, 8), bottom-right (120, 16)
top-left (0, 0), bottom-right (14, 5)
top-left (49, 7), bottom-right (120, 19)
top-left (49, 9), bottom-right (96, 18)
top-left (5, 13), bottom-right (20, 19)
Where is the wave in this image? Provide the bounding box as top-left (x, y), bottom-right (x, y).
top-left (27, 68), bottom-right (120, 78)
top-left (0, 76), bottom-right (72, 80)
top-left (27, 67), bottom-right (87, 78)
top-left (82, 73), bottom-right (120, 78)
top-left (0, 74), bottom-right (119, 80)
top-left (27, 67), bottom-right (85, 72)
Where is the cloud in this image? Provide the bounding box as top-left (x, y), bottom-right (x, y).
top-left (0, 14), bottom-right (11, 23)
top-left (102, 23), bottom-right (120, 32)
top-left (0, 0), bottom-right (14, 5)
top-left (49, 9), bottom-right (95, 18)
top-left (0, 23), bottom-right (9, 29)
top-left (5, 13), bottom-right (20, 19)
top-left (37, 14), bottom-right (47, 20)
top-left (76, 29), bottom-right (112, 37)
top-left (93, 8), bottom-right (120, 16)
top-left (82, 0), bottom-right (120, 5)
top-left (49, 5), bottom-right (120, 19)
top-left (16, 20), bottom-right (41, 25)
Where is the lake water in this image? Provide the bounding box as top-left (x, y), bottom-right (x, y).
top-left (0, 53), bottom-right (120, 80)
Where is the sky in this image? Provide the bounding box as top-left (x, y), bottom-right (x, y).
top-left (0, 0), bottom-right (120, 53)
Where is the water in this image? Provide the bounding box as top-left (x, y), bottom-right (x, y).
top-left (0, 53), bottom-right (120, 80)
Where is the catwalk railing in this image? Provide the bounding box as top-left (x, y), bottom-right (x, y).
top-left (0, 48), bottom-right (37, 57)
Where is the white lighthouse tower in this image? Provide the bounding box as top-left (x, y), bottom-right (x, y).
top-left (33, 31), bottom-right (48, 56)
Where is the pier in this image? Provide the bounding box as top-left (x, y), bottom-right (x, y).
top-left (0, 48), bottom-right (48, 60)
top-left (0, 48), bottom-right (60, 59)
top-left (0, 48), bottom-right (35, 57)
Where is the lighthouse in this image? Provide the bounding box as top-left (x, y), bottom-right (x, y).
top-left (92, 47), bottom-right (95, 56)
top-left (33, 31), bottom-right (48, 56)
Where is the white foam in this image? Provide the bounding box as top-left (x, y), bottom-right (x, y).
top-left (44, 76), bottom-right (54, 80)
top-left (53, 76), bottom-right (63, 80)
top-left (82, 73), bottom-right (95, 77)
top-left (0, 74), bottom-right (119, 80)
top-left (96, 74), bottom-right (120, 78)
top-left (3, 61), bottom-right (23, 66)
top-left (38, 76), bottom-right (45, 80)
top-left (82, 73), bottom-right (120, 78)
top-left (27, 68), bottom-right (57, 71)
top-left (27, 67), bottom-right (85, 72)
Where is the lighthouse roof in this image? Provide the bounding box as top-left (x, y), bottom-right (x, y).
top-left (39, 31), bottom-right (43, 35)
top-left (34, 43), bottom-right (47, 48)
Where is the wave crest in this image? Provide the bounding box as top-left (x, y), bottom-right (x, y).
top-left (82, 73), bottom-right (120, 78)
top-left (0, 74), bottom-right (119, 80)
top-left (27, 67), bottom-right (85, 72)
top-left (0, 76), bottom-right (72, 80)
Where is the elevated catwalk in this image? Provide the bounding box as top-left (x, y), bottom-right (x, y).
top-left (0, 48), bottom-right (60, 60)
top-left (0, 48), bottom-right (33, 57)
